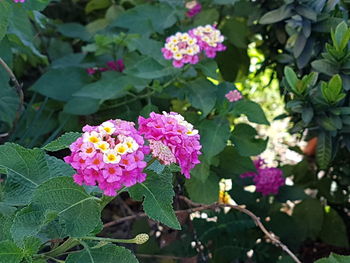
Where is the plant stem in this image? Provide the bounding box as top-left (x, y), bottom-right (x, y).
top-left (80, 236), bottom-right (137, 244)
top-left (43, 238), bottom-right (80, 258)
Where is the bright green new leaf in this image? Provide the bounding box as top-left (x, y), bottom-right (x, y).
top-left (284, 66), bottom-right (298, 90)
top-left (128, 169), bottom-right (181, 230)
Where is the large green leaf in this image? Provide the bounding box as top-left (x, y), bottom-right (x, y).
top-left (292, 199), bottom-right (324, 239)
top-left (74, 72), bottom-right (148, 100)
top-left (218, 146), bottom-right (255, 176)
top-left (31, 177), bottom-right (101, 237)
top-left (113, 3), bottom-right (178, 36)
top-left (66, 244), bottom-right (138, 263)
top-left (0, 240), bottom-right (23, 263)
top-left (185, 174), bottom-right (219, 204)
top-left (63, 97), bottom-right (100, 115)
top-left (42, 132), bottom-right (82, 152)
top-left (31, 67), bottom-right (90, 102)
top-left (124, 57), bottom-right (177, 79)
top-left (128, 169), bottom-right (180, 230)
top-left (0, 144), bottom-right (66, 205)
top-left (57, 23), bottom-right (91, 41)
top-left (232, 100), bottom-right (270, 125)
top-left (199, 118), bottom-right (231, 162)
top-left (315, 253), bottom-right (350, 263)
top-left (0, 2), bottom-right (11, 42)
top-left (231, 123), bottom-right (268, 157)
top-left (0, 83), bottom-right (19, 126)
top-left (319, 208), bottom-right (349, 248)
top-left (187, 79), bottom-right (217, 117)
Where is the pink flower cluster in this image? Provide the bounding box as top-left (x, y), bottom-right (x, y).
top-left (162, 25), bottom-right (226, 68)
top-left (186, 1), bottom-right (202, 18)
top-left (225, 90), bottom-right (242, 102)
top-left (13, 0), bottom-right (25, 2)
top-left (241, 158), bottom-right (285, 196)
top-left (87, 59), bottom-right (125, 75)
top-left (138, 112), bottom-right (201, 178)
top-left (64, 119), bottom-right (148, 196)
top-left (189, 25), bottom-right (226, 58)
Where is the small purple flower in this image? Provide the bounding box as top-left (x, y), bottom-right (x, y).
top-left (240, 158), bottom-right (285, 196)
top-left (186, 1), bottom-right (202, 18)
top-left (225, 90), bottom-right (242, 102)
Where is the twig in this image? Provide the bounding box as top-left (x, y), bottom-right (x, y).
top-left (0, 57), bottom-right (24, 129)
top-left (103, 196), bottom-right (302, 263)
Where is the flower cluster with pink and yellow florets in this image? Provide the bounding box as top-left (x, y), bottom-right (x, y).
top-left (189, 25), bottom-right (226, 58)
top-left (64, 119), bottom-right (148, 196)
top-left (138, 112), bottom-right (201, 178)
top-left (162, 32), bottom-right (201, 68)
top-left (162, 25), bottom-right (226, 68)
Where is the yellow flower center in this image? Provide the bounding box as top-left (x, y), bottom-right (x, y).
top-left (89, 136), bottom-right (99, 144)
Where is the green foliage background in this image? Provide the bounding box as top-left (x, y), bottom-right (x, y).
top-left (0, 0), bottom-right (350, 262)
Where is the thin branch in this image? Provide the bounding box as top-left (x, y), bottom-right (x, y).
top-left (103, 196), bottom-right (302, 263)
top-left (0, 57), bottom-right (24, 129)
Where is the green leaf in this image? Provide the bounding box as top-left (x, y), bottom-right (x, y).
top-left (190, 160), bottom-right (210, 183)
top-left (186, 78), bottom-right (217, 117)
top-left (232, 100), bottom-right (270, 125)
top-left (328, 75), bottom-right (342, 95)
top-left (74, 72), bottom-right (148, 100)
top-left (42, 132), bottom-right (82, 151)
top-left (231, 123), bottom-right (268, 157)
top-left (63, 97), bottom-right (100, 115)
top-left (292, 199), bottom-right (324, 239)
top-left (31, 177), bottom-right (102, 237)
top-left (57, 23), bottom-right (92, 41)
top-left (31, 67), bottom-right (90, 102)
top-left (316, 132), bottom-right (332, 170)
top-left (66, 244), bottom-right (138, 263)
top-left (0, 2), bottom-right (11, 42)
top-left (0, 83), bottom-right (19, 126)
top-left (284, 66), bottom-right (298, 90)
top-left (124, 56), bottom-right (177, 79)
top-left (315, 253), bottom-right (350, 263)
top-left (193, 9), bottom-right (219, 26)
top-left (319, 208), bottom-right (349, 248)
top-left (198, 118), bottom-right (231, 162)
top-left (113, 3), bottom-right (178, 36)
top-left (0, 240), bottom-right (23, 263)
top-left (259, 5), bottom-right (293, 24)
top-left (311, 59), bottom-right (339, 76)
top-left (185, 174), bottom-right (219, 204)
top-left (85, 0), bottom-right (110, 14)
top-left (128, 169), bottom-right (180, 230)
top-left (218, 146), bottom-right (255, 176)
top-left (0, 144), bottom-right (65, 206)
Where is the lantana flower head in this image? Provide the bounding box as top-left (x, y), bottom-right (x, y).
top-left (161, 32), bottom-right (201, 68)
top-left (240, 158), bottom-right (285, 196)
top-left (138, 112), bottom-right (201, 178)
top-left (64, 119), bottom-right (148, 196)
top-left (189, 25), bottom-right (226, 58)
top-left (87, 59), bottom-right (125, 75)
top-left (186, 1), bottom-right (202, 18)
top-left (225, 90), bottom-right (242, 102)
top-left (13, 0), bottom-right (25, 2)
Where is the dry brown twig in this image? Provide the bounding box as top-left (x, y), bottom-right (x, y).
top-left (103, 195), bottom-right (302, 263)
